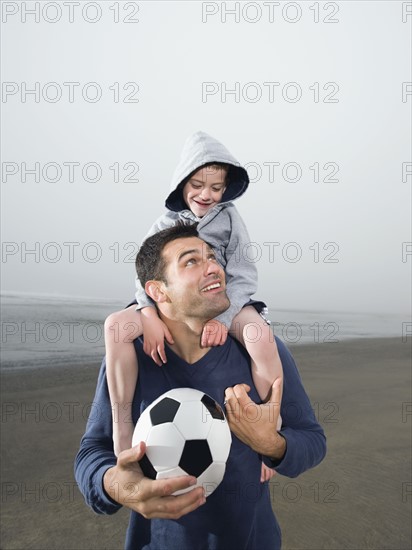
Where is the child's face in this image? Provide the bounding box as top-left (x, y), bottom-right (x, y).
top-left (182, 165), bottom-right (227, 218)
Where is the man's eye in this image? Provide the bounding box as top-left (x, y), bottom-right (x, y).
top-left (208, 255), bottom-right (217, 262)
top-left (186, 258), bottom-right (197, 266)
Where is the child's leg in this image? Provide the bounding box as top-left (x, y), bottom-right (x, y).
top-left (230, 306), bottom-right (283, 430)
top-left (104, 305), bottom-right (143, 457)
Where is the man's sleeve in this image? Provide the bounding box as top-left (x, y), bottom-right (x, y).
top-left (262, 337), bottom-right (327, 477)
top-left (214, 206), bottom-right (258, 328)
top-left (74, 358), bottom-right (122, 515)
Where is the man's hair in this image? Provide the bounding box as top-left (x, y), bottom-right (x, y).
top-left (135, 222), bottom-right (199, 287)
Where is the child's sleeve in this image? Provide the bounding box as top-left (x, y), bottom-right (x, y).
top-left (214, 206), bottom-right (259, 328)
top-left (134, 213), bottom-right (177, 309)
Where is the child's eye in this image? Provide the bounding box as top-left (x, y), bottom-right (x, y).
top-left (212, 187), bottom-right (223, 192)
top-left (191, 183), bottom-right (202, 189)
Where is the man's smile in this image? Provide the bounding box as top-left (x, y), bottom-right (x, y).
top-left (201, 282), bottom-right (222, 292)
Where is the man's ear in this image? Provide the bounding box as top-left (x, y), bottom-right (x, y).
top-left (145, 281), bottom-right (167, 303)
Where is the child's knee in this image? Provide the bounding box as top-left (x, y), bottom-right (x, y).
top-left (104, 311), bottom-right (121, 335)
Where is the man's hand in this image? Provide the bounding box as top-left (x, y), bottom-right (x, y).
top-left (141, 307), bottom-right (174, 366)
top-left (224, 377), bottom-right (286, 461)
top-left (201, 320), bottom-right (228, 348)
top-left (103, 442), bottom-right (206, 519)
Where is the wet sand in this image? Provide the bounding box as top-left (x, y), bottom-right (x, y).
top-left (1, 338), bottom-right (411, 549)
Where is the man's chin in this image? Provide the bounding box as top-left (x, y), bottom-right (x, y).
top-left (208, 295), bottom-right (230, 317)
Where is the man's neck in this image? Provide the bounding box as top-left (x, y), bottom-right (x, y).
top-left (159, 313), bottom-right (211, 364)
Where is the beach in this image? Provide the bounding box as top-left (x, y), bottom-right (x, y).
top-left (1, 337), bottom-right (411, 549)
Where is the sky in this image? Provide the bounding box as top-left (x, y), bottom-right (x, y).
top-left (1, 0), bottom-right (411, 315)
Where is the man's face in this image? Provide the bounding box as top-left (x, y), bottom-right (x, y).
top-left (182, 166), bottom-right (227, 218)
top-left (159, 237), bottom-right (230, 322)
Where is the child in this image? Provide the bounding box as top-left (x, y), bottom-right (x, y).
top-left (105, 131), bottom-right (283, 482)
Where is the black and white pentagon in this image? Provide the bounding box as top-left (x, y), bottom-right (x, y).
top-left (179, 440), bottom-right (213, 478)
top-left (149, 397), bottom-right (180, 426)
top-left (138, 453), bottom-right (157, 480)
top-left (201, 394), bottom-right (225, 420)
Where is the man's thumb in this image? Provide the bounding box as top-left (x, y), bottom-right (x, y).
top-left (118, 441), bottom-right (146, 466)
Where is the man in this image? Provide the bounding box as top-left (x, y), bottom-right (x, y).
top-left (75, 223), bottom-right (326, 550)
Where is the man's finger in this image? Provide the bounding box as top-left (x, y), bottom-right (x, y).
top-left (268, 377), bottom-right (283, 406)
top-left (151, 475), bottom-right (198, 497)
top-left (232, 383), bottom-right (251, 403)
top-left (143, 485), bottom-right (205, 519)
top-left (224, 384), bottom-right (250, 402)
top-left (224, 388), bottom-right (241, 420)
top-left (224, 386), bottom-right (236, 403)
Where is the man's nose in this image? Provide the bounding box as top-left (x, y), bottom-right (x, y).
top-left (204, 257), bottom-right (221, 276)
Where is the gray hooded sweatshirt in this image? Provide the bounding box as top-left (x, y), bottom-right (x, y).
top-left (134, 131), bottom-right (258, 328)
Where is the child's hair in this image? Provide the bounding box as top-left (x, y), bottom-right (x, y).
top-left (179, 162), bottom-right (230, 191)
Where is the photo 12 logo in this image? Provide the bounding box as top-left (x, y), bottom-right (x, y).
top-left (1, 241), bottom-right (140, 264)
top-left (1, 2), bottom-right (140, 24)
top-left (201, 2), bottom-right (340, 24)
top-left (2, 161), bottom-right (140, 183)
top-left (1, 82), bottom-right (140, 103)
top-left (244, 161), bottom-right (340, 184)
top-left (202, 81), bottom-right (340, 104)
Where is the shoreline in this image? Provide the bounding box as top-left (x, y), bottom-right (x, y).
top-left (1, 333), bottom-right (408, 373)
top-left (1, 337), bottom-right (411, 549)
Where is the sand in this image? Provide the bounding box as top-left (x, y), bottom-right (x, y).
top-left (1, 338), bottom-right (411, 549)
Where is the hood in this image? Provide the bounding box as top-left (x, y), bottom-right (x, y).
top-left (165, 131), bottom-right (250, 212)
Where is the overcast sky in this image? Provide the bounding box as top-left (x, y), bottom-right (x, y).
top-left (1, 1), bottom-right (411, 314)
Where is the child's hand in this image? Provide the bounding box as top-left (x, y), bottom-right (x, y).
top-left (201, 320), bottom-right (228, 348)
top-left (260, 463), bottom-right (277, 483)
top-left (141, 308), bottom-right (174, 366)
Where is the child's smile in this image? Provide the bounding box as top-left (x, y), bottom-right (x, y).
top-left (183, 166), bottom-right (227, 218)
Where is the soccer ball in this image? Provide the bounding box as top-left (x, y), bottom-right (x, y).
top-left (132, 388), bottom-right (232, 497)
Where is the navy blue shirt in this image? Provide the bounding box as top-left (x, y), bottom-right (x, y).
top-left (75, 337), bottom-right (326, 550)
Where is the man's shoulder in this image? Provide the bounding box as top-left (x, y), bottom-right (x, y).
top-left (223, 335), bottom-right (252, 362)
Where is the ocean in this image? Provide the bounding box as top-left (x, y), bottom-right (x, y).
top-left (1, 292), bottom-right (409, 371)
